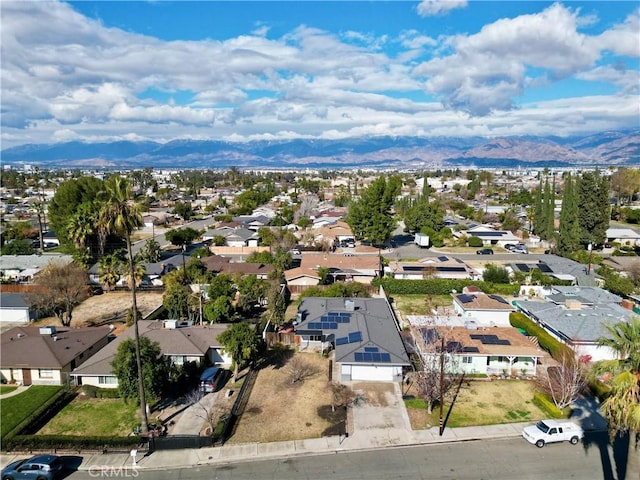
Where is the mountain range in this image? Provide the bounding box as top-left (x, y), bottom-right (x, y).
top-left (2, 130), bottom-right (638, 170)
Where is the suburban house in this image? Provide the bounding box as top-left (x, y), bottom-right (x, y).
top-left (387, 255), bottom-right (477, 280)
top-left (509, 260), bottom-right (578, 286)
top-left (605, 228), bottom-right (640, 247)
top-left (308, 221), bottom-right (354, 247)
top-left (412, 323), bottom-right (541, 377)
top-left (298, 252), bottom-right (381, 284)
top-left (514, 286), bottom-right (634, 362)
top-left (451, 290), bottom-right (515, 327)
top-left (70, 320), bottom-right (231, 388)
top-left (201, 255), bottom-right (274, 279)
top-left (232, 215), bottom-right (272, 231)
top-left (294, 297), bottom-right (410, 382)
top-left (88, 260), bottom-right (179, 286)
top-left (452, 225), bottom-right (521, 246)
top-left (202, 226), bottom-right (259, 247)
top-left (0, 254), bottom-right (74, 282)
top-left (0, 293), bottom-right (32, 324)
top-left (1, 325), bottom-right (111, 385)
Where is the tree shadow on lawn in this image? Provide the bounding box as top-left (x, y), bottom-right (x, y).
top-left (318, 405), bottom-right (347, 437)
top-left (256, 345), bottom-right (295, 370)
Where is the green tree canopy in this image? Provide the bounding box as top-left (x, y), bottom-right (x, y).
top-left (218, 322), bottom-right (262, 380)
top-left (111, 336), bottom-right (169, 403)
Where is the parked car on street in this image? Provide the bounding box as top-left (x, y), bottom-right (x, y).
top-left (1, 454), bottom-right (64, 479)
top-left (522, 420), bottom-right (584, 448)
top-left (476, 248), bottom-right (494, 255)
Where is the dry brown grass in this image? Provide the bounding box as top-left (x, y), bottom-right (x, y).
top-left (228, 351), bottom-right (344, 443)
top-left (33, 291), bottom-right (164, 333)
top-left (405, 379), bottom-right (547, 429)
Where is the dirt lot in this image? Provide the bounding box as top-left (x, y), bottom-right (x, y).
top-left (34, 291), bottom-right (164, 332)
top-left (228, 351), bottom-right (345, 444)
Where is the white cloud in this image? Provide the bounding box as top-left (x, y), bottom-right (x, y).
top-left (0, 0), bottom-right (637, 149)
top-left (417, 0), bottom-right (467, 17)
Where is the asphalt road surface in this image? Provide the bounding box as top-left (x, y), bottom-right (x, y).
top-left (65, 434), bottom-right (632, 480)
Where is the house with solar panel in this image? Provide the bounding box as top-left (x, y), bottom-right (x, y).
top-left (452, 290), bottom-right (515, 327)
top-left (387, 255), bottom-right (478, 280)
top-left (452, 225), bottom-right (521, 247)
top-left (414, 324), bottom-right (541, 377)
top-left (294, 297), bottom-right (410, 382)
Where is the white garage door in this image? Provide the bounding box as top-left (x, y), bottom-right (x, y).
top-left (350, 365), bottom-right (394, 381)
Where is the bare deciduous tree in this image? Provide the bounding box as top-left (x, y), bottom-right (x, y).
top-left (328, 382), bottom-right (356, 412)
top-left (27, 261), bottom-right (89, 326)
top-left (186, 390), bottom-right (229, 436)
top-left (294, 194), bottom-right (319, 222)
top-left (285, 356), bottom-right (319, 384)
top-left (415, 327), bottom-right (463, 414)
top-left (536, 351), bottom-right (586, 409)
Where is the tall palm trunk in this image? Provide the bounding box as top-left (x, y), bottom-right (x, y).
top-left (128, 234), bottom-right (149, 434)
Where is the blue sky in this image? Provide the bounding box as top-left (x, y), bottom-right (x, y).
top-left (1, 1), bottom-right (638, 148)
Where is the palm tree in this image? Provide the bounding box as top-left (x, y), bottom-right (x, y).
top-left (98, 176), bottom-right (149, 434)
top-left (98, 252), bottom-right (123, 292)
top-left (596, 317), bottom-right (640, 476)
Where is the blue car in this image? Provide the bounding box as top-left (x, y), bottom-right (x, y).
top-left (1, 455), bottom-right (64, 480)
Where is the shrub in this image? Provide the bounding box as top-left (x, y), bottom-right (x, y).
top-left (509, 312), bottom-right (574, 361)
top-left (82, 385), bottom-right (97, 398)
top-left (4, 434), bottom-right (142, 452)
top-left (374, 278), bottom-right (519, 296)
top-left (532, 393), bottom-right (566, 419)
top-left (468, 236), bottom-right (484, 247)
top-left (588, 378), bottom-right (612, 402)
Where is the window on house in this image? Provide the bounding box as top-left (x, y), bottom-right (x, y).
top-left (462, 356), bottom-right (472, 364)
top-left (98, 376), bottom-right (118, 385)
top-left (38, 369), bottom-right (53, 378)
top-left (309, 335), bottom-right (323, 341)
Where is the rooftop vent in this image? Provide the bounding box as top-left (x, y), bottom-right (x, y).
top-left (163, 319), bottom-right (178, 329)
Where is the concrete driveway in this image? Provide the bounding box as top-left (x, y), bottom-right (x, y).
top-left (170, 390), bottom-right (220, 435)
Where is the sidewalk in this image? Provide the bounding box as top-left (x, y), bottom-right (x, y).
top-left (0, 380), bottom-right (607, 473)
top-left (0, 421), bottom-right (532, 473)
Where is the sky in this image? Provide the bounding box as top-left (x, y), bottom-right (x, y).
top-left (1, 1), bottom-right (639, 149)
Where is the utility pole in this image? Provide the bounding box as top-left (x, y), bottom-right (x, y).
top-left (439, 336), bottom-right (445, 436)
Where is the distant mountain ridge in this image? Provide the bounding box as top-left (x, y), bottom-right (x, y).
top-left (2, 130), bottom-right (638, 169)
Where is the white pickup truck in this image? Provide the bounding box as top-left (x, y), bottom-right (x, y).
top-left (522, 420), bottom-right (584, 448)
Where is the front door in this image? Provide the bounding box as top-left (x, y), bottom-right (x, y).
top-left (21, 368), bottom-right (32, 385)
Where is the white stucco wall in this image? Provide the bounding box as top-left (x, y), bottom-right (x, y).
top-left (0, 308), bottom-right (30, 324)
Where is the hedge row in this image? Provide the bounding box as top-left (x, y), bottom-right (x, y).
top-left (531, 393), bottom-right (564, 419)
top-left (588, 378), bottom-right (612, 402)
top-left (509, 312), bottom-right (574, 361)
top-left (375, 278), bottom-right (519, 296)
top-left (81, 385), bottom-right (121, 399)
top-left (4, 435), bottom-right (143, 452)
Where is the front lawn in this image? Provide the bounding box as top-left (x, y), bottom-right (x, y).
top-left (1, 386), bottom-right (63, 440)
top-left (38, 397), bottom-right (138, 436)
top-left (0, 385), bottom-right (18, 395)
top-left (405, 380), bottom-right (547, 429)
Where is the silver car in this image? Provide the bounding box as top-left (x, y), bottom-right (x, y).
top-left (1, 454), bottom-right (64, 480)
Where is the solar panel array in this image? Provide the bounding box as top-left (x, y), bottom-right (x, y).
top-left (462, 346), bottom-right (480, 353)
top-left (335, 330), bottom-right (363, 345)
top-left (307, 321), bottom-right (338, 330)
top-left (446, 341), bottom-right (462, 353)
top-left (470, 334), bottom-right (511, 345)
top-left (458, 294), bottom-right (476, 303)
top-left (488, 294), bottom-right (509, 304)
top-left (437, 256), bottom-right (449, 262)
top-left (354, 351), bottom-right (392, 362)
top-left (421, 328), bottom-right (439, 345)
top-left (538, 263), bottom-right (553, 273)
